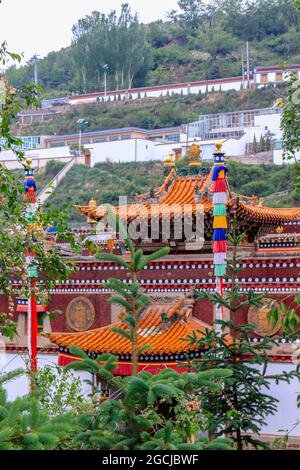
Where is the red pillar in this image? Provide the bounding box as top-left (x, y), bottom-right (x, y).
top-left (30, 281), bottom-right (38, 374)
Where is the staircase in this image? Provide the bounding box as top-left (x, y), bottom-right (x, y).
top-left (37, 156), bottom-right (77, 205)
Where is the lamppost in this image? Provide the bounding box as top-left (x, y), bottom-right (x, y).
top-left (77, 119), bottom-right (88, 159)
top-left (103, 64), bottom-right (109, 100)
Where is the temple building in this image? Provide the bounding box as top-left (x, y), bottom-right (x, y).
top-left (36, 142), bottom-right (300, 371)
top-left (2, 142), bottom-right (300, 365)
top-left (2, 141), bottom-right (300, 437)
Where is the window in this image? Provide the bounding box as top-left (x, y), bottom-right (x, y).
top-left (260, 74), bottom-right (268, 84)
top-left (50, 142), bottom-right (66, 148)
top-left (276, 72), bottom-right (283, 82)
top-left (82, 138), bottom-right (91, 144)
top-left (93, 137), bottom-right (107, 143)
top-left (38, 313), bottom-right (45, 335)
top-left (109, 136), bottom-right (119, 141)
top-left (121, 135), bottom-right (131, 140)
top-left (165, 134), bottom-right (180, 142)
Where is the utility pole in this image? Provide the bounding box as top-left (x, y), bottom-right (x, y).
top-left (246, 42), bottom-right (250, 88)
top-left (33, 54), bottom-right (39, 86)
top-left (77, 119), bottom-right (89, 160)
top-left (241, 47), bottom-right (245, 90)
top-left (103, 64), bottom-right (109, 99)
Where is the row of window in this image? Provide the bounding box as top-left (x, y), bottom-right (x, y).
top-left (259, 71), bottom-right (300, 84)
top-left (0, 136), bottom-right (41, 151)
top-left (49, 133), bottom-right (180, 148)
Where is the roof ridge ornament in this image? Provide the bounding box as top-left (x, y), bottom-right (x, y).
top-left (188, 142), bottom-right (202, 168)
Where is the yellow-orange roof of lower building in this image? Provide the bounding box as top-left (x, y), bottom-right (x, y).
top-left (50, 296), bottom-right (209, 355)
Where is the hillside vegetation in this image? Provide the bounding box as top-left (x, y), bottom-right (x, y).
top-left (18, 85), bottom-right (284, 136)
top-left (6, 0), bottom-right (300, 97)
top-left (38, 160), bottom-right (298, 224)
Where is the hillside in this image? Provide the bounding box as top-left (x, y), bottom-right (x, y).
top-left (39, 160), bottom-right (298, 224)
top-left (5, 0), bottom-right (300, 98)
top-left (16, 85), bottom-right (284, 136)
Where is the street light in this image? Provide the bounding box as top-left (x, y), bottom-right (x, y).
top-left (103, 64), bottom-right (109, 99)
top-left (77, 119), bottom-right (89, 158)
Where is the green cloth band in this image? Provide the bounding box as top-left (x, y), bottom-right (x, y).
top-left (214, 264), bottom-right (226, 277)
top-left (213, 204), bottom-right (226, 216)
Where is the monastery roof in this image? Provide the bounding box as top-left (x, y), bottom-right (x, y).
top-left (50, 296), bottom-right (209, 356)
top-left (237, 201), bottom-right (300, 223)
top-left (78, 168), bottom-right (300, 225)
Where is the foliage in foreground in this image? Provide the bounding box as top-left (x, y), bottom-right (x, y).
top-left (65, 346), bottom-right (233, 450)
top-left (189, 221), bottom-right (300, 450)
top-left (0, 356), bottom-right (233, 450)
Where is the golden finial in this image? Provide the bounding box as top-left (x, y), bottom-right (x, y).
top-left (163, 151), bottom-right (175, 167)
top-left (88, 198), bottom-right (97, 208)
top-left (87, 198), bottom-right (97, 225)
top-left (276, 226), bottom-right (284, 234)
top-left (215, 140), bottom-right (223, 154)
top-left (188, 142), bottom-right (202, 167)
top-left (26, 158), bottom-right (33, 168)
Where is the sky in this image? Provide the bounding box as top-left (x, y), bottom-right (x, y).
top-left (0, 0), bottom-right (179, 64)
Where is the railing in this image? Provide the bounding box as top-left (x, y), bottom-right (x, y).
top-left (37, 156), bottom-right (77, 205)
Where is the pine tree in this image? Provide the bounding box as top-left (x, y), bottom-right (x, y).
top-left (187, 219), bottom-right (300, 449)
top-left (253, 134), bottom-right (258, 154)
top-left (259, 134), bottom-right (266, 152)
top-left (0, 371), bottom-right (76, 450)
top-left (96, 209), bottom-right (170, 375)
top-left (66, 345), bottom-right (233, 450)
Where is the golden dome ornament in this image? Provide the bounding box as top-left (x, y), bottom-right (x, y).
top-left (163, 152), bottom-right (175, 168)
top-left (188, 142), bottom-right (202, 168)
top-left (87, 198), bottom-right (97, 225)
top-left (214, 140), bottom-right (223, 154)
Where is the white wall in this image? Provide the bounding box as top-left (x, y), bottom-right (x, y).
top-left (69, 78), bottom-right (245, 106)
top-left (274, 149), bottom-right (300, 165)
top-left (0, 146), bottom-right (73, 170)
top-left (254, 113), bottom-right (281, 139)
top-left (2, 351), bottom-right (300, 437)
top-left (89, 139), bottom-right (155, 166)
top-left (259, 362), bottom-right (300, 437)
top-left (219, 113), bottom-right (283, 159)
top-left (1, 352), bottom-right (91, 401)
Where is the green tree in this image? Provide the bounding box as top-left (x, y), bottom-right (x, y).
top-left (168, 0), bottom-right (206, 32)
top-left (66, 346), bottom-right (233, 450)
top-left (96, 208), bottom-right (170, 376)
top-left (35, 366), bottom-right (87, 416)
top-left (253, 134), bottom-right (258, 153)
top-left (187, 221), bottom-right (300, 449)
top-left (0, 370), bottom-right (76, 450)
top-left (259, 134), bottom-right (266, 152)
top-left (0, 44), bottom-right (79, 341)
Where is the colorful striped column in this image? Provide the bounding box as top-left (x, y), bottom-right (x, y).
top-left (23, 159), bottom-right (38, 377)
top-left (212, 141), bottom-right (228, 278)
top-left (212, 141), bottom-right (228, 331)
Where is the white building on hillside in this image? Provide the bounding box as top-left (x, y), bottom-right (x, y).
top-left (188, 107), bottom-right (289, 162)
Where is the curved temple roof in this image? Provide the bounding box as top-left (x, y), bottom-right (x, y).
top-left (50, 296), bottom-right (209, 356)
top-left (78, 168), bottom-right (300, 226)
